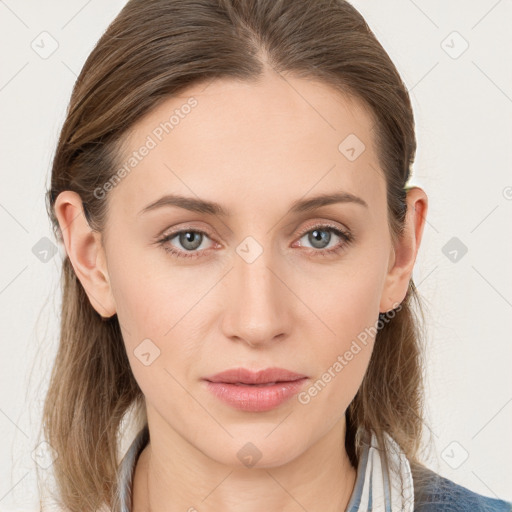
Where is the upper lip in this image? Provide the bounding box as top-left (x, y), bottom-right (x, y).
top-left (203, 367), bottom-right (307, 384)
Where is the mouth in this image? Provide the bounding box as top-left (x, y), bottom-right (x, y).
top-left (202, 368), bottom-right (308, 412)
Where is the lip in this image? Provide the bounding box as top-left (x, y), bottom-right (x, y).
top-left (203, 367), bottom-right (307, 385)
top-left (202, 367), bottom-right (308, 412)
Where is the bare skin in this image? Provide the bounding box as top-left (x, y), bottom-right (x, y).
top-left (55, 67), bottom-right (427, 512)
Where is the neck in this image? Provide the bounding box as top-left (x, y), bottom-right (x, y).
top-left (132, 417), bottom-right (357, 512)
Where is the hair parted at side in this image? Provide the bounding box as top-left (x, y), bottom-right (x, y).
top-left (40, 0), bottom-right (434, 510)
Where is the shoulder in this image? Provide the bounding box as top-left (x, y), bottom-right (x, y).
top-left (412, 464), bottom-right (512, 512)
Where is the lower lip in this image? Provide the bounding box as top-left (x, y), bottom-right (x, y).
top-left (203, 378), bottom-right (308, 412)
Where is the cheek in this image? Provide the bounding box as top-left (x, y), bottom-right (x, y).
top-left (296, 251), bottom-right (386, 344)
top-left (109, 265), bottom-right (196, 410)
top-left (106, 245), bottom-right (177, 377)
top-left (296, 278), bottom-right (380, 423)
top-left (294, 251), bottom-right (387, 406)
top-left (107, 244), bottom-right (205, 382)
top-left (108, 238), bottom-right (184, 334)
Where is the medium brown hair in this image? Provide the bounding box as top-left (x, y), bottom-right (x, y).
top-left (40, 0), bottom-right (434, 509)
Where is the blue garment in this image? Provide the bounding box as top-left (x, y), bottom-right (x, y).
top-left (411, 466), bottom-right (512, 512)
top-left (116, 424), bottom-right (512, 512)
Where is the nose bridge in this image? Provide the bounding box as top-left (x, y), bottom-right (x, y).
top-left (223, 234), bottom-right (289, 345)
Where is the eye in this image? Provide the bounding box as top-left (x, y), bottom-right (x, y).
top-left (157, 228), bottom-right (215, 259)
top-left (156, 223), bottom-right (354, 260)
top-left (294, 223), bottom-right (354, 258)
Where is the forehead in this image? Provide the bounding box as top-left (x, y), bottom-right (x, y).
top-left (108, 71), bottom-right (386, 220)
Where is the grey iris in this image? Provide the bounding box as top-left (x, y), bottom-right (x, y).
top-left (309, 229), bottom-right (331, 249)
top-left (180, 231), bottom-right (202, 251)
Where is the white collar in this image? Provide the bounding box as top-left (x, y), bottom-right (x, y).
top-left (346, 428), bottom-right (415, 511)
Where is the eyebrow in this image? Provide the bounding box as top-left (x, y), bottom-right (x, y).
top-left (138, 191), bottom-right (368, 217)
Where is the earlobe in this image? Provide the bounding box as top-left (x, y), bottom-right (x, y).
top-left (379, 187), bottom-right (428, 314)
top-left (54, 191), bottom-right (116, 318)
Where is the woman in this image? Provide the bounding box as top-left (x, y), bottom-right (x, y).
top-left (39, 0), bottom-right (512, 510)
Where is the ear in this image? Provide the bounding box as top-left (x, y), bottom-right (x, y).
top-left (379, 186), bottom-right (428, 313)
top-left (54, 191), bottom-right (116, 318)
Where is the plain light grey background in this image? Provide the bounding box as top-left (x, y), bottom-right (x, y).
top-left (0, 0), bottom-right (511, 510)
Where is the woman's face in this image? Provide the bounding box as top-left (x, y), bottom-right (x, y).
top-left (73, 71), bottom-right (423, 467)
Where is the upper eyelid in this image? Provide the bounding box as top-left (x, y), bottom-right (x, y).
top-left (159, 222), bottom-right (350, 245)
top-left (297, 221), bottom-right (348, 235)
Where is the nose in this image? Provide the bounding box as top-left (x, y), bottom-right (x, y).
top-left (220, 244), bottom-right (291, 349)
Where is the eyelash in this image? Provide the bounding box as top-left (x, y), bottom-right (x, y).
top-left (157, 223), bottom-right (354, 260)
